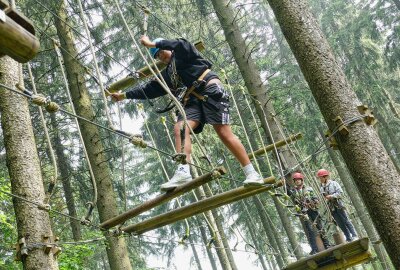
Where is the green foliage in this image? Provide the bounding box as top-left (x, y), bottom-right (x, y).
top-left (58, 245), bottom-right (96, 270)
top-left (0, 180), bottom-right (19, 270)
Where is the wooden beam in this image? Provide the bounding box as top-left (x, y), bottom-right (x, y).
top-left (319, 252), bottom-right (372, 270)
top-left (0, 5), bottom-right (39, 63)
top-left (106, 42), bottom-right (206, 93)
top-left (121, 177), bottom-right (279, 235)
top-left (100, 166), bottom-right (227, 229)
top-left (283, 238), bottom-right (371, 270)
top-left (248, 133), bottom-right (303, 159)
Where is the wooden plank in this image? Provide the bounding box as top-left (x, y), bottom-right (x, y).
top-left (318, 251), bottom-right (372, 270)
top-left (100, 166), bottom-right (227, 229)
top-left (248, 133), bottom-right (303, 159)
top-left (106, 42), bottom-right (206, 93)
top-left (283, 238), bottom-right (370, 270)
top-left (0, 12), bottom-right (39, 63)
top-left (121, 177), bottom-right (279, 235)
top-left (4, 7), bottom-right (35, 34)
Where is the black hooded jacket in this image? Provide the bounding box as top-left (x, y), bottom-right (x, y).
top-left (125, 38), bottom-right (218, 100)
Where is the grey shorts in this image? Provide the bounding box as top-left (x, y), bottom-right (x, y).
top-left (177, 83), bottom-right (230, 134)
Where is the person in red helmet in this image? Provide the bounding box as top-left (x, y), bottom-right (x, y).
top-left (317, 169), bottom-right (358, 242)
top-left (111, 36), bottom-right (263, 191)
top-left (290, 172), bottom-right (331, 255)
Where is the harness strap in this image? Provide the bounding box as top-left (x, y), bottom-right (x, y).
top-left (183, 69), bottom-right (211, 106)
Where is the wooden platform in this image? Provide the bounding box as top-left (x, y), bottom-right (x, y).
top-left (283, 238), bottom-right (372, 270)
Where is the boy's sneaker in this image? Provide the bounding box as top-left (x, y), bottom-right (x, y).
top-left (243, 171), bottom-right (264, 186)
top-left (160, 167), bottom-right (192, 191)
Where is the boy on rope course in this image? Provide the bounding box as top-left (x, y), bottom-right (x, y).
top-left (289, 172), bottom-right (331, 255)
top-left (111, 36), bottom-right (263, 191)
top-left (317, 169), bottom-right (358, 242)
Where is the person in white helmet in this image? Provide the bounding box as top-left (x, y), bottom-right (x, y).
top-left (317, 169), bottom-right (358, 242)
top-left (112, 36), bottom-right (263, 191)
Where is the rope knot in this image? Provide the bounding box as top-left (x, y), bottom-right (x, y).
top-left (130, 134), bottom-right (147, 148)
top-left (172, 153), bottom-right (187, 164)
top-left (31, 94), bottom-right (59, 113)
top-left (211, 169), bottom-right (222, 179)
top-left (37, 203), bottom-right (51, 211)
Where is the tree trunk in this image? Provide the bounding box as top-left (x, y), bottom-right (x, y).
top-left (321, 130), bottom-right (391, 269)
top-left (53, 3), bottom-right (132, 270)
top-left (50, 113), bottom-right (81, 241)
top-left (196, 216), bottom-right (219, 270)
top-left (193, 187), bottom-right (233, 270)
top-left (0, 58), bottom-right (58, 269)
top-left (189, 237), bottom-right (204, 270)
top-left (246, 198), bottom-right (285, 268)
top-left (266, 1), bottom-right (400, 267)
top-left (202, 184), bottom-right (239, 270)
top-left (244, 213), bottom-right (270, 270)
top-left (210, 0), bottom-right (304, 259)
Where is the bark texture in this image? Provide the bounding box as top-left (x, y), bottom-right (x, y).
top-left (0, 57), bottom-right (58, 269)
top-left (266, 0), bottom-right (400, 267)
top-left (53, 3), bottom-right (132, 270)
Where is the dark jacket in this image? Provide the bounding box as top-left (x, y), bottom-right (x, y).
top-left (126, 38), bottom-right (218, 100)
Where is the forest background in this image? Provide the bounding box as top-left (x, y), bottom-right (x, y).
top-left (0, 0), bottom-right (399, 269)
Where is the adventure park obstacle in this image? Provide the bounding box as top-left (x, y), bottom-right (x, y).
top-left (100, 133), bottom-right (302, 234)
top-left (0, 0), bottom-right (40, 63)
top-left (283, 237), bottom-right (372, 270)
top-left (121, 177), bottom-right (280, 235)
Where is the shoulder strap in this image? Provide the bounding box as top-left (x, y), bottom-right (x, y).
top-left (183, 69), bottom-right (211, 106)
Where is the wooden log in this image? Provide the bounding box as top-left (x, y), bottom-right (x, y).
top-left (99, 166), bottom-right (227, 229)
top-left (106, 41), bottom-right (206, 93)
top-left (0, 6), bottom-right (39, 63)
top-left (121, 177), bottom-right (279, 235)
top-left (106, 61), bottom-right (166, 93)
top-left (248, 133), bottom-right (303, 159)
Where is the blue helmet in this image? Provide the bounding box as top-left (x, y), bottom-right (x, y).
top-left (149, 38), bottom-right (165, 59)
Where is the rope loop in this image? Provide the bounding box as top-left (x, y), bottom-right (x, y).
top-left (130, 134), bottom-right (147, 148)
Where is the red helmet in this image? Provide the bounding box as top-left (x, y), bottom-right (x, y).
top-left (317, 169), bottom-right (329, 177)
top-left (293, 172), bottom-right (304, 180)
